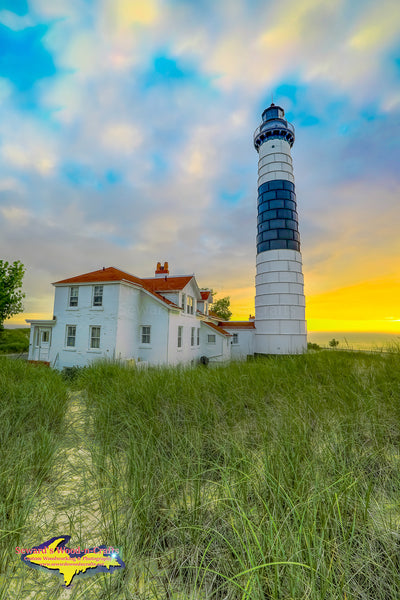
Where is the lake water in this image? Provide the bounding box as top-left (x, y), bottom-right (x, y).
top-left (308, 331), bottom-right (400, 351)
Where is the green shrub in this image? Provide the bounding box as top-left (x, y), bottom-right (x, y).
top-left (0, 328), bottom-right (29, 354)
top-left (307, 341), bottom-right (321, 350)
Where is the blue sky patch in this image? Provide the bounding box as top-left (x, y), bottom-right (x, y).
top-left (154, 56), bottom-right (185, 79)
top-left (221, 190), bottom-right (243, 205)
top-left (63, 163), bottom-right (99, 188)
top-left (299, 115), bottom-right (320, 127)
top-left (105, 170), bottom-right (122, 185)
top-left (142, 53), bottom-right (210, 90)
top-left (1, 0), bottom-right (28, 15)
top-left (0, 24), bottom-right (56, 91)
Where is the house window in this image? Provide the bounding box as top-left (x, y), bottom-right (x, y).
top-left (232, 333), bottom-right (239, 344)
top-left (187, 296), bottom-right (193, 314)
top-left (181, 293), bottom-right (185, 311)
top-left (197, 328), bottom-right (200, 346)
top-left (141, 325), bottom-right (151, 344)
top-left (93, 285), bottom-right (103, 306)
top-left (191, 327), bottom-right (195, 346)
top-left (178, 326), bottom-right (183, 348)
top-left (207, 334), bottom-right (216, 344)
top-left (69, 286), bottom-right (79, 307)
top-left (66, 325), bottom-right (76, 347)
top-left (42, 331), bottom-right (49, 343)
top-left (90, 326), bottom-right (101, 349)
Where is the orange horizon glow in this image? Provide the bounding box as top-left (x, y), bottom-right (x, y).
top-left (5, 273), bottom-right (400, 335)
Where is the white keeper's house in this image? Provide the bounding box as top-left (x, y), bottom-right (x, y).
top-left (27, 261), bottom-right (255, 370)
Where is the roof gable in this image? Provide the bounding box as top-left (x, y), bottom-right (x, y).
top-left (53, 267), bottom-right (181, 310)
top-left (141, 276), bottom-right (193, 292)
top-left (53, 267), bottom-right (142, 286)
top-left (203, 321), bottom-right (231, 337)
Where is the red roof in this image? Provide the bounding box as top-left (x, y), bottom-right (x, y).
top-left (54, 267), bottom-right (142, 286)
top-left (53, 267), bottom-right (181, 309)
top-left (203, 321), bottom-right (231, 336)
top-left (200, 291), bottom-right (212, 301)
top-left (217, 321), bottom-right (256, 329)
top-left (141, 276), bottom-right (193, 292)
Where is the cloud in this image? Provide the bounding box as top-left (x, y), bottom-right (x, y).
top-left (1, 0), bottom-right (400, 329)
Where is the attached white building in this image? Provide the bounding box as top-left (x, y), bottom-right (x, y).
top-left (27, 262), bottom-right (255, 370)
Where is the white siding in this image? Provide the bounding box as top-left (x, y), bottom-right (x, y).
top-left (50, 283), bottom-right (120, 369)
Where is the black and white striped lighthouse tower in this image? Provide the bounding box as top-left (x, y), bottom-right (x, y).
top-left (254, 103), bottom-right (307, 354)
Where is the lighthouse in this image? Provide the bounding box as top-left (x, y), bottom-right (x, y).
top-left (254, 103), bottom-right (307, 354)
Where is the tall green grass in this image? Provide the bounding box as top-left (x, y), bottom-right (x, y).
top-left (0, 358), bottom-right (68, 584)
top-left (77, 351), bottom-right (400, 599)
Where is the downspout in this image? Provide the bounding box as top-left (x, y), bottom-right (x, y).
top-left (166, 310), bottom-right (170, 365)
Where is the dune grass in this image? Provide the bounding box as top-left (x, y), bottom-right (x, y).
top-left (76, 350), bottom-right (400, 599)
top-left (0, 328), bottom-right (30, 354)
top-left (0, 358), bottom-right (69, 588)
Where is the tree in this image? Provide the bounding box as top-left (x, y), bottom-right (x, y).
top-left (211, 296), bottom-right (232, 321)
top-left (0, 260), bottom-right (25, 331)
top-left (329, 338), bottom-right (339, 348)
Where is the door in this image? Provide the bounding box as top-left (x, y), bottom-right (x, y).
top-left (33, 327), bottom-right (51, 361)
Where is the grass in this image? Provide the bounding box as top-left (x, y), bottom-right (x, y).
top-left (1, 351), bottom-right (399, 598)
top-left (74, 350), bottom-right (400, 599)
top-left (0, 358), bottom-right (69, 593)
top-left (0, 328), bottom-right (30, 354)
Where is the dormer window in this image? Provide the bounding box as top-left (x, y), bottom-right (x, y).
top-left (181, 293), bottom-right (185, 311)
top-left (69, 286), bottom-right (79, 307)
top-left (187, 296), bottom-right (193, 314)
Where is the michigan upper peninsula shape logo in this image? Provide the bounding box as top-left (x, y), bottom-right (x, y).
top-left (20, 536), bottom-right (125, 587)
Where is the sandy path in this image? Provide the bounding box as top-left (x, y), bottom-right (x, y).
top-left (4, 391), bottom-right (111, 599)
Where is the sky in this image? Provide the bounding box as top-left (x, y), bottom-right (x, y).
top-left (1, 0), bottom-right (399, 333)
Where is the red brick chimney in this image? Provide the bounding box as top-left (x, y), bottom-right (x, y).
top-left (155, 261), bottom-right (169, 278)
